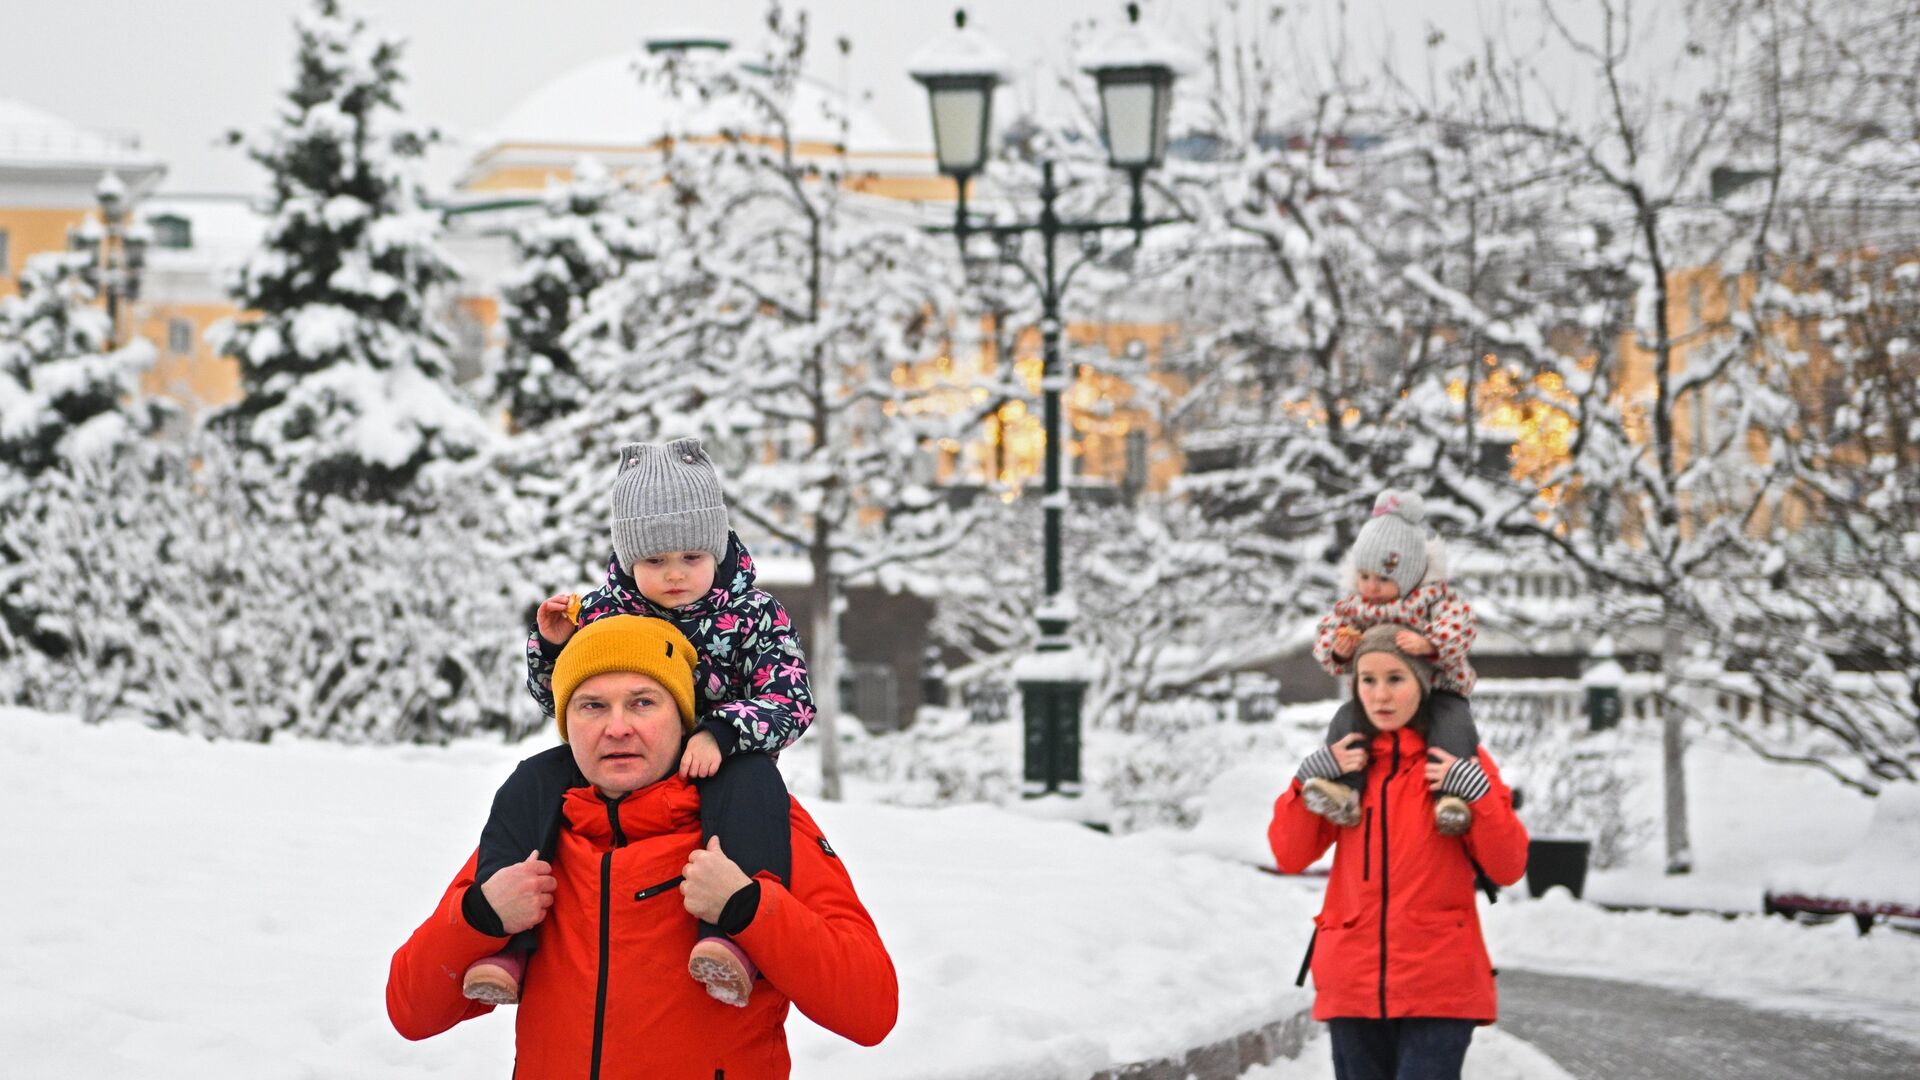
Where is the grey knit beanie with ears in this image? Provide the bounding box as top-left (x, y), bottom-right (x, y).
top-left (1350, 489), bottom-right (1430, 597)
top-left (609, 437), bottom-right (730, 573)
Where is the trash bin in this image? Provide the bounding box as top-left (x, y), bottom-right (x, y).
top-left (1526, 838), bottom-right (1592, 899)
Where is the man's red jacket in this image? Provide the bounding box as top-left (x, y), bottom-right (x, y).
top-left (1269, 725), bottom-right (1528, 1023)
top-left (388, 776), bottom-right (897, 1078)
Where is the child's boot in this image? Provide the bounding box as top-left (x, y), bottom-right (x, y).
top-left (1434, 794), bottom-right (1472, 837)
top-left (1302, 777), bottom-right (1362, 827)
top-left (688, 937), bottom-right (756, 1008)
top-left (462, 948), bottom-right (527, 1004)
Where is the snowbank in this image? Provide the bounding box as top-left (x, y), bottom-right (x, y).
top-left (1767, 783), bottom-right (1920, 906)
top-left (1, 708), bottom-right (1314, 1079)
top-left (1163, 730), bottom-right (1920, 1046)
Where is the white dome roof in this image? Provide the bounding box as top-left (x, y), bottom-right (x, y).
top-left (481, 50), bottom-right (907, 155)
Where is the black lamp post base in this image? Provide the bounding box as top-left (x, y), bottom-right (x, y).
top-left (1020, 676), bottom-right (1086, 798)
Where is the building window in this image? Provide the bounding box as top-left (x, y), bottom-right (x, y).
top-left (149, 214), bottom-right (192, 250)
top-left (168, 318), bottom-right (194, 355)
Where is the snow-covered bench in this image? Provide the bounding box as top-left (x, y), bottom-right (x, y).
top-left (1764, 785), bottom-right (1920, 935)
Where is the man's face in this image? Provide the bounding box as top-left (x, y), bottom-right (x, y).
top-left (629, 550), bottom-right (717, 610)
top-left (566, 671), bottom-right (686, 797)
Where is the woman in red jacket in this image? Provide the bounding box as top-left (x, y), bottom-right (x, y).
top-left (1269, 624), bottom-right (1529, 1080)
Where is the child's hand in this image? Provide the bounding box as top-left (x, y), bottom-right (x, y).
top-left (1332, 625), bottom-right (1363, 660)
top-left (1331, 732), bottom-right (1370, 775)
top-left (1425, 748), bottom-right (1457, 792)
top-left (1396, 630), bottom-right (1436, 657)
top-left (536, 594), bottom-right (578, 646)
top-left (678, 729), bottom-right (722, 780)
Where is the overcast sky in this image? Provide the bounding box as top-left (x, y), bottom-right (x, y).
top-left (4, 0), bottom-right (1561, 195)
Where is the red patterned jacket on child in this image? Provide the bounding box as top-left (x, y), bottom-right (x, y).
top-left (1312, 581), bottom-right (1477, 695)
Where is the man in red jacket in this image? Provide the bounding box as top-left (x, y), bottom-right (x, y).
top-left (387, 615), bottom-right (897, 1079)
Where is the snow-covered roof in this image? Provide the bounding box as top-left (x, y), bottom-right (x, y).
top-left (0, 99), bottom-right (163, 171)
top-left (137, 194), bottom-right (267, 267)
top-left (476, 49), bottom-right (908, 159)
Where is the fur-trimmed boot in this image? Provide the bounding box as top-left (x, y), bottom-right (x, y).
top-left (462, 948), bottom-right (527, 1005)
top-left (1302, 777), bottom-right (1363, 828)
top-left (688, 937), bottom-right (756, 1008)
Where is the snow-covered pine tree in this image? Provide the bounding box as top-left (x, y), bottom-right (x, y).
top-left (485, 158), bottom-right (670, 594)
top-left (567, 6), bottom-right (978, 797)
top-left (0, 251), bottom-right (155, 478)
top-left (210, 0), bottom-right (487, 503)
top-left (0, 249), bottom-right (158, 688)
top-left (493, 157), bottom-right (654, 434)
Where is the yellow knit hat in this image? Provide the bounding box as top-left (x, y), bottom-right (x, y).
top-left (552, 615), bottom-right (699, 741)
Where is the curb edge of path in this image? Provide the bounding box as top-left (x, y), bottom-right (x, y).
top-left (1091, 1007), bottom-right (1319, 1080)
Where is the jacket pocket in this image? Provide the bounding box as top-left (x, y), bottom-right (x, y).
top-left (633, 876), bottom-right (683, 902)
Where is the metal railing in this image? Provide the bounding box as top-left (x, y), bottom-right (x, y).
top-left (0, 125), bottom-right (144, 159)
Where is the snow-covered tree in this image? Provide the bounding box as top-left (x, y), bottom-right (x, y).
top-left (1397, 0), bottom-right (1834, 868)
top-left (0, 251), bottom-right (155, 478)
top-left (210, 0), bottom-right (487, 503)
top-left (552, 6), bottom-right (979, 797)
top-left (0, 250), bottom-right (159, 686)
top-left (1144, 7), bottom-right (1514, 647)
top-left (491, 157), bottom-right (654, 433)
top-left (1687, 0), bottom-right (1920, 791)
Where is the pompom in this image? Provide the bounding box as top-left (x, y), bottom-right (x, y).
top-left (1371, 488), bottom-right (1427, 524)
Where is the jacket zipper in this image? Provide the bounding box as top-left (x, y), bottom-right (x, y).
top-left (589, 794), bottom-right (630, 1080)
top-left (1378, 731), bottom-right (1401, 1019)
top-left (1362, 808), bottom-right (1373, 881)
top-left (634, 876), bottom-right (684, 901)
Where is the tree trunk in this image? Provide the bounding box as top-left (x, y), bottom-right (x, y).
top-left (810, 549), bottom-right (843, 801)
top-left (1661, 627), bottom-right (1694, 874)
top-left (1661, 708), bottom-right (1693, 874)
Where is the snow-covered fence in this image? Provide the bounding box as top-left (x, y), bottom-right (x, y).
top-left (1466, 678), bottom-right (1650, 867)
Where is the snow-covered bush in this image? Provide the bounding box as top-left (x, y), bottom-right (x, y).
top-left (0, 439), bottom-right (535, 743)
top-left (831, 707), bottom-right (1019, 807)
top-left (1488, 720), bottom-right (1648, 869)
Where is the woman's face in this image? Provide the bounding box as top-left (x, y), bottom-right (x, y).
top-left (1355, 651), bottom-right (1423, 731)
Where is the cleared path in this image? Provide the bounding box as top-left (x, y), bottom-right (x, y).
top-left (1497, 969), bottom-right (1919, 1080)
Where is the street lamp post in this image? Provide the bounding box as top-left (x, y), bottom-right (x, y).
top-left (66, 171), bottom-right (148, 348)
top-left (911, 4), bottom-right (1185, 798)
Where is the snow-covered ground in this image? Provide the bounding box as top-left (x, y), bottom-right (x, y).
top-left (1162, 724), bottom-right (1920, 1045)
top-left (1240, 1026), bottom-right (1576, 1080)
top-left (6, 705), bottom-right (1918, 1079)
top-left (1, 707), bottom-right (1312, 1080)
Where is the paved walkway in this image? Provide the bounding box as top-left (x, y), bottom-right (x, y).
top-left (1497, 969), bottom-right (1919, 1080)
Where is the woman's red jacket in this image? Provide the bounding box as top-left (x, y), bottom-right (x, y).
top-left (387, 777), bottom-right (897, 1078)
top-left (1269, 725), bottom-right (1529, 1022)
